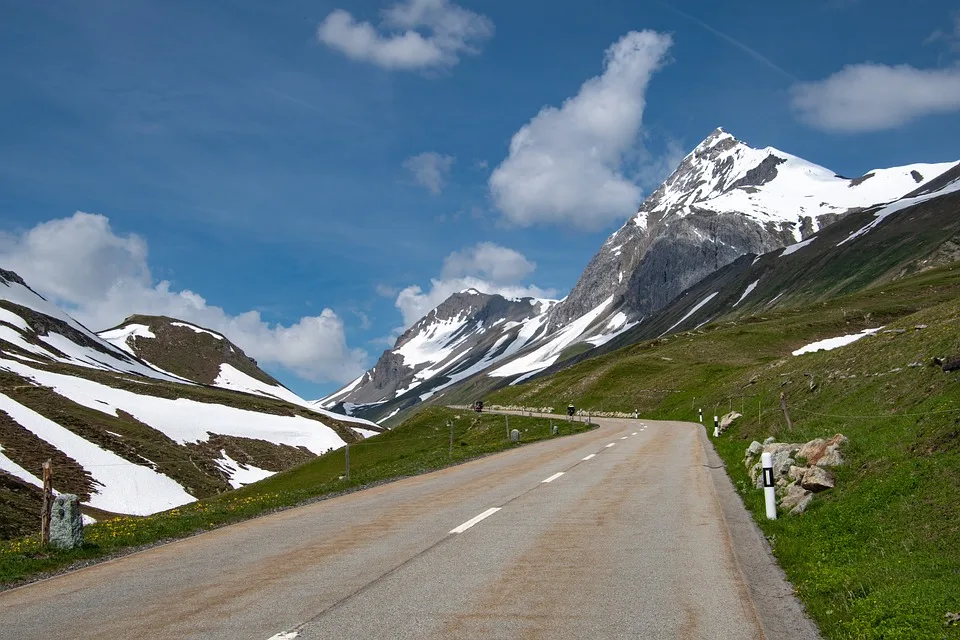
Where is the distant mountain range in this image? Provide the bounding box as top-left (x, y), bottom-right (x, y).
top-left (321, 128), bottom-right (957, 423)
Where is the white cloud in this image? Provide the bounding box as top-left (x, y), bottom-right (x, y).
top-left (392, 242), bottom-right (556, 327)
top-left (489, 30), bottom-right (673, 230)
top-left (0, 212), bottom-right (368, 384)
top-left (317, 0), bottom-right (493, 72)
top-left (791, 63), bottom-right (960, 132)
top-left (403, 152), bottom-right (455, 194)
top-left (441, 242), bottom-right (535, 283)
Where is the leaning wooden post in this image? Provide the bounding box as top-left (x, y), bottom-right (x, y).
top-left (779, 392), bottom-right (793, 431)
top-left (41, 460), bottom-right (52, 546)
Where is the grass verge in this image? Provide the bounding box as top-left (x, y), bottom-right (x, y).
top-left (0, 407), bottom-right (592, 588)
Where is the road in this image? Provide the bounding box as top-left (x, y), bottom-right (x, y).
top-left (0, 417), bottom-right (820, 639)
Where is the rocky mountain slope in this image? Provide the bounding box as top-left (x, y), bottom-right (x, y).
top-left (547, 127), bottom-right (954, 330)
top-left (544, 161), bottom-right (960, 373)
top-left (323, 129), bottom-right (956, 421)
top-left (0, 271), bottom-right (380, 538)
top-left (98, 315), bottom-right (379, 428)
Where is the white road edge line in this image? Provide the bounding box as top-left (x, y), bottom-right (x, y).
top-left (450, 507), bottom-right (501, 534)
top-left (542, 472), bottom-right (565, 483)
top-left (582, 453), bottom-right (596, 460)
top-left (605, 443), bottom-right (616, 448)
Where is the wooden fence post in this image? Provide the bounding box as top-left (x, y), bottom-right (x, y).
top-left (41, 460), bottom-right (52, 546)
top-left (779, 392), bottom-right (793, 431)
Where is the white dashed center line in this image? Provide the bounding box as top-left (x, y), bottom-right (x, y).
top-left (450, 507), bottom-right (501, 534)
top-left (542, 472), bottom-right (565, 483)
top-left (268, 632), bottom-right (300, 640)
top-left (605, 443), bottom-right (616, 448)
top-left (582, 453), bottom-right (596, 460)
top-left (632, 432), bottom-right (638, 435)
top-left (620, 436), bottom-right (628, 440)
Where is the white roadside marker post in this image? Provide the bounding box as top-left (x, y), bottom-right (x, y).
top-left (699, 408), bottom-right (703, 423)
top-left (713, 415), bottom-right (720, 438)
top-left (761, 451), bottom-right (777, 520)
top-left (345, 442), bottom-right (350, 482)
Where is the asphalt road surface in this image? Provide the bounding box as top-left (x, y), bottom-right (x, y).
top-left (0, 417), bottom-right (820, 639)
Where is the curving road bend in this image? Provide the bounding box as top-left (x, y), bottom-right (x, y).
top-left (0, 417), bottom-right (820, 639)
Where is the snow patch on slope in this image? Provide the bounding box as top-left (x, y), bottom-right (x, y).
top-left (213, 363), bottom-right (380, 430)
top-left (585, 312), bottom-right (640, 347)
top-left (216, 451), bottom-right (275, 489)
top-left (732, 280), bottom-right (760, 308)
top-left (490, 297), bottom-right (614, 379)
top-left (0, 307), bottom-right (30, 331)
top-left (838, 177), bottom-right (960, 246)
top-left (792, 328), bottom-right (883, 356)
top-left (660, 292), bottom-right (719, 337)
top-left (0, 392), bottom-right (195, 514)
top-left (170, 321), bottom-right (224, 339)
top-left (99, 324), bottom-right (156, 355)
top-left (781, 237), bottom-right (816, 257)
top-left (0, 357), bottom-right (348, 456)
top-left (0, 443), bottom-right (45, 488)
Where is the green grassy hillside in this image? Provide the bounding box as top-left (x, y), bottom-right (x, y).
top-left (486, 264), bottom-right (960, 639)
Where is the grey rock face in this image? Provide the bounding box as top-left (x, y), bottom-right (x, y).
top-left (772, 452), bottom-right (796, 481)
top-left (788, 465), bottom-right (808, 482)
top-left (779, 484), bottom-right (812, 512)
top-left (788, 492), bottom-right (815, 515)
top-left (800, 466), bottom-right (835, 492)
top-left (50, 494), bottom-right (83, 549)
top-left (727, 155), bottom-right (786, 190)
top-left (815, 447), bottom-right (844, 468)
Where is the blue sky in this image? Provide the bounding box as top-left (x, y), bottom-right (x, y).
top-left (2, 0), bottom-right (959, 398)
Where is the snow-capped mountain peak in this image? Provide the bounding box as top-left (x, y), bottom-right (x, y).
top-left (548, 127), bottom-right (954, 330)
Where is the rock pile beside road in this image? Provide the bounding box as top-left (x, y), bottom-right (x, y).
top-left (744, 434), bottom-right (848, 515)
